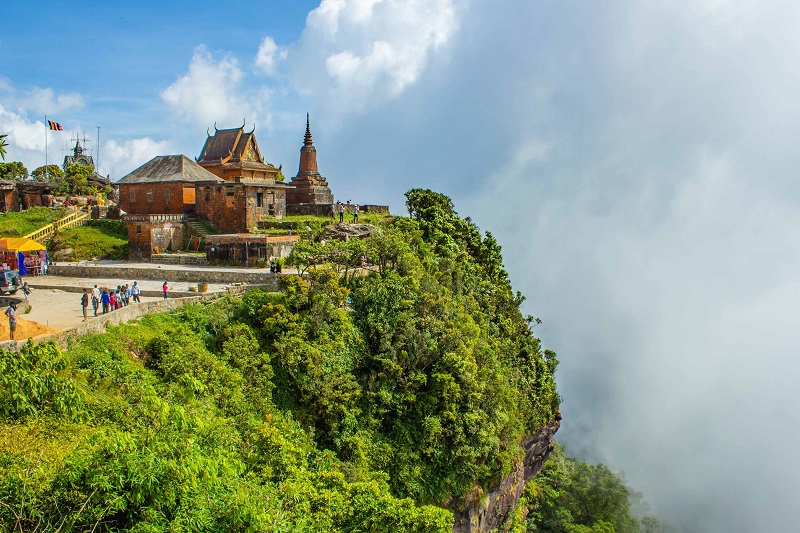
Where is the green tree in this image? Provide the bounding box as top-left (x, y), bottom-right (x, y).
top-left (31, 164), bottom-right (64, 182)
top-left (0, 133), bottom-right (7, 160)
top-left (527, 445), bottom-right (643, 533)
top-left (61, 163), bottom-right (95, 195)
top-left (0, 161), bottom-right (28, 181)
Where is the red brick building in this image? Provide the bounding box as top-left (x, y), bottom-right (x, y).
top-left (118, 155), bottom-right (224, 215)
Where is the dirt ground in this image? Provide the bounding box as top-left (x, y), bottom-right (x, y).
top-left (0, 316), bottom-right (55, 341)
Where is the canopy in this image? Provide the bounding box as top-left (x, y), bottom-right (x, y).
top-left (0, 238), bottom-right (47, 252)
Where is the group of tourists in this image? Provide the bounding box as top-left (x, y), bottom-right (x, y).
top-left (334, 200), bottom-right (360, 223)
top-left (81, 281), bottom-right (145, 321)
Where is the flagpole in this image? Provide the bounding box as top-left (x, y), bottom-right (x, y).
top-left (44, 115), bottom-right (48, 181)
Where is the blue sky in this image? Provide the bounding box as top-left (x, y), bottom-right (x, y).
top-left (3, 2), bottom-right (800, 532)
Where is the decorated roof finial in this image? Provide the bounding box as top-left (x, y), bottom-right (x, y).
top-left (304, 113), bottom-right (313, 146)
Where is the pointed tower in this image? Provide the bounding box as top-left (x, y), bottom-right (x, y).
top-left (287, 114), bottom-right (334, 207)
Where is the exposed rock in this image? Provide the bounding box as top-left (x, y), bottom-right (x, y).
top-left (52, 247), bottom-right (74, 261)
top-left (321, 222), bottom-right (377, 241)
top-left (451, 413), bottom-right (561, 533)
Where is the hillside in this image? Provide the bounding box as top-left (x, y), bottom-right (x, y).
top-left (0, 190), bottom-right (658, 532)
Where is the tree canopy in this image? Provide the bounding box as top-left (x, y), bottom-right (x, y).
top-left (0, 133), bottom-right (7, 161)
top-left (0, 160), bottom-right (28, 181)
top-left (31, 164), bottom-right (64, 182)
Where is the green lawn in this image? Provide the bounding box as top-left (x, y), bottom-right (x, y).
top-left (49, 220), bottom-right (128, 260)
top-left (0, 207), bottom-right (69, 237)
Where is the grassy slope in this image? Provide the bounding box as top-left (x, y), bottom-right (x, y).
top-left (0, 207), bottom-right (68, 237)
top-left (50, 220), bottom-right (128, 260)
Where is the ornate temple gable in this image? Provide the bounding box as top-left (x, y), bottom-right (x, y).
top-left (239, 133), bottom-right (266, 164)
top-left (197, 124), bottom-right (274, 167)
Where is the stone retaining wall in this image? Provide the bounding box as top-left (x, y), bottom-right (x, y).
top-left (0, 293), bottom-right (218, 353)
top-left (48, 264), bottom-right (284, 288)
top-left (26, 283), bottom-right (200, 299)
top-left (151, 253), bottom-right (208, 265)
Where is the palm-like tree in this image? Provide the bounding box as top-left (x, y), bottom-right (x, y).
top-left (0, 133), bottom-right (7, 161)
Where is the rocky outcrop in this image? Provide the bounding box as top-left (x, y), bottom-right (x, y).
top-left (320, 222), bottom-right (377, 241)
top-left (451, 414), bottom-right (561, 533)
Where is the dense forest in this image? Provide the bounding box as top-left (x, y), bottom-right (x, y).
top-left (0, 190), bottom-right (662, 532)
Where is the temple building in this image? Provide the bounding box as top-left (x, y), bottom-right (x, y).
top-left (286, 114), bottom-right (334, 216)
top-left (195, 124), bottom-right (292, 231)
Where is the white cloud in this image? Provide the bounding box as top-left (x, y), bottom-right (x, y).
top-left (0, 80), bottom-right (84, 116)
top-left (289, 0), bottom-right (460, 110)
top-left (254, 36), bottom-right (286, 76)
top-left (17, 87), bottom-right (85, 116)
top-left (104, 137), bottom-right (173, 180)
top-left (161, 46), bottom-right (268, 128)
top-left (0, 104), bottom-right (47, 153)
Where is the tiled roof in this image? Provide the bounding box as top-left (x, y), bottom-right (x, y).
top-left (197, 128), bottom-right (267, 166)
top-left (117, 155), bottom-right (225, 184)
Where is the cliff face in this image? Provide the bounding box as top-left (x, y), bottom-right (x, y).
top-left (451, 414), bottom-right (561, 533)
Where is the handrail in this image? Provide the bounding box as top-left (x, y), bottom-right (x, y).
top-left (23, 206), bottom-right (90, 242)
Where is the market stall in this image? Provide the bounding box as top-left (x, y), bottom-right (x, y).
top-left (0, 238), bottom-right (48, 275)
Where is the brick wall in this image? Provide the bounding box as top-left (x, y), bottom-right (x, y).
top-left (120, 183), bottom-right (190, 215)
top-left (126, 218), bottom-right (185, 260)
top-left (195, 183), bottom-right (247, 232)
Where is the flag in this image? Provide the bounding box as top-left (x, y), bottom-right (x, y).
top-left (47, 120), bottom-right (63, 131)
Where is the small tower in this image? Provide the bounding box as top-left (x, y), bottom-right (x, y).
top-left (287, 114), bottom-right (334, 207)
top-left (63, 138), bottom-right (95, 170)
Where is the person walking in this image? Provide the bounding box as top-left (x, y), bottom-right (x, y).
top-left (353, 204), bottom-right (359, 223)
top-left (339, 201), bottom-right (345, 223)
top-left (81, 288), bottom-right (89, 321)
top-left (131, 281), bottom-right (141, 303)
top-left (100, 289), bottom-right (110, 314)
top-left (162, 281), bottom-right (169, 299)
top-left (5, 303), bottom-right (17, 340)
top-left (91, 284), bottom-right (100, 316)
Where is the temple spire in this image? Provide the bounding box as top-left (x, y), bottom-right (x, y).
top-left (304, 113), bottom-right (313, 146)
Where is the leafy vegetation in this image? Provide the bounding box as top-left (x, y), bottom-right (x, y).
top-left (0, 206), bottom-right (68, 237)
top-left (30, 165), bottom-right (64, 182)
top-left (0, 189), bottom-right (661, 532)
top-left (0, 161), bottom-right (28, 181)
top-left (0, 134), bottom-right (7, 161)
top-left (525, 445), bottom-right (667, 533)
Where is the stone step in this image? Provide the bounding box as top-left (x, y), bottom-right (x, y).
top-left (151, 253), bottom-right (208, 266)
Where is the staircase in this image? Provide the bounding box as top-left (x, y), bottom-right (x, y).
top-left (24, 207), bottom-right (89, 242)
top-left (184, 217), bottom-right (220, 252)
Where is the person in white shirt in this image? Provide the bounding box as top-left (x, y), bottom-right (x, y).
top-left (91, 285), bottom-right (101, 316)
top-left (131, 281), bottom-right (141, 303)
